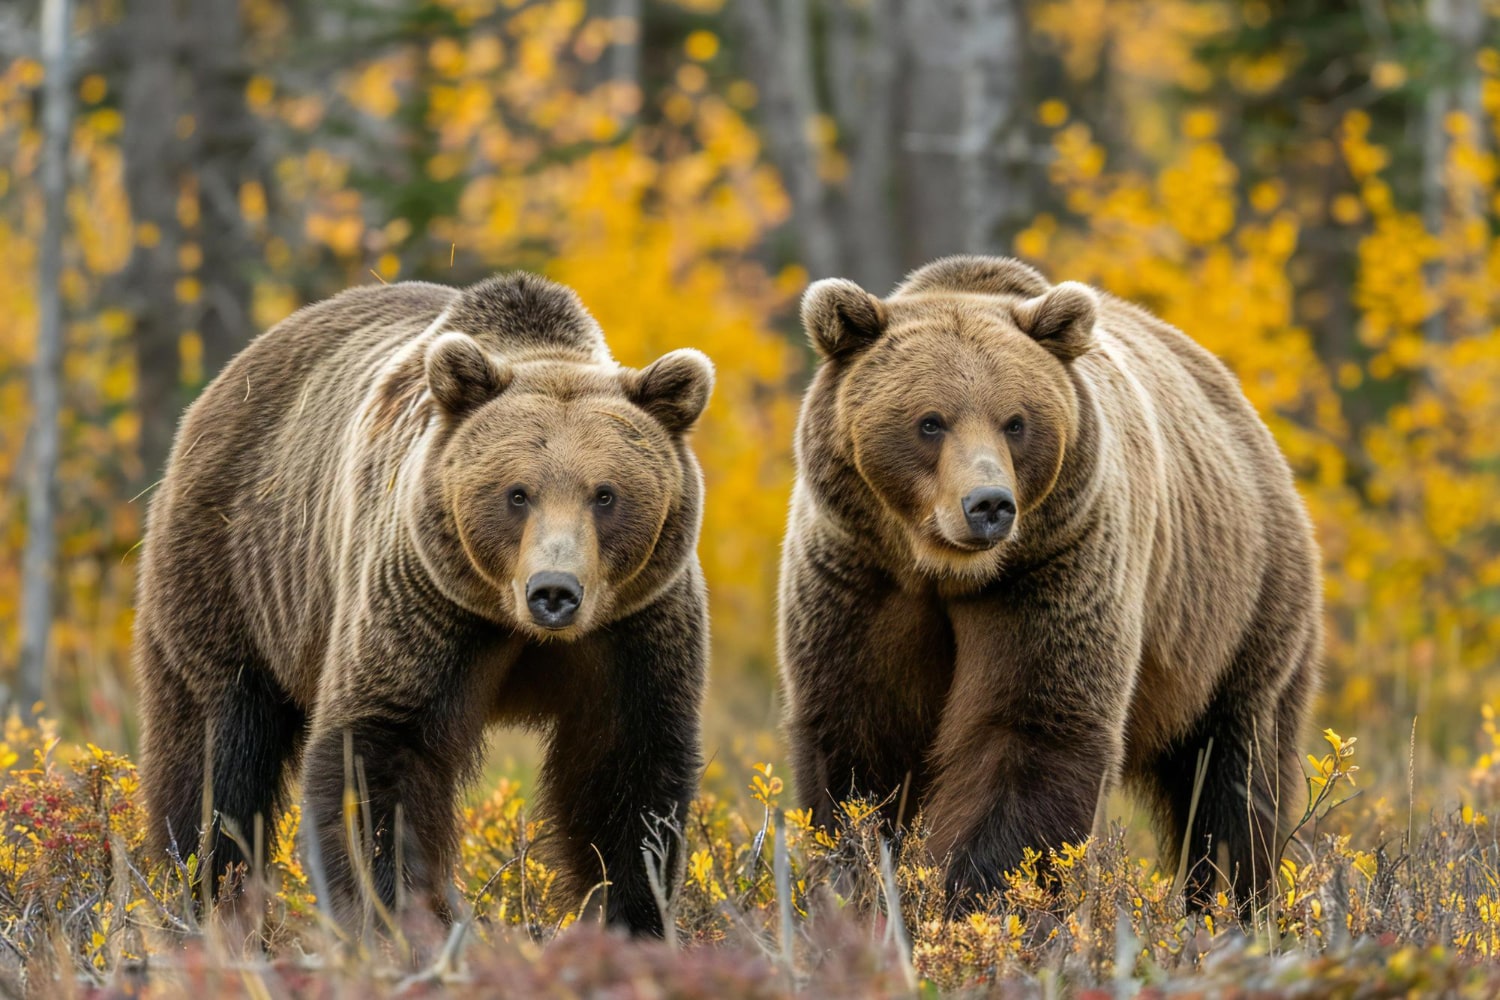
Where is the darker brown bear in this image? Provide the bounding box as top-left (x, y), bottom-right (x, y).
top-left (780, 255), bottom-right (1320, 913)
top-left (133, 273), bottom-right (712, 936)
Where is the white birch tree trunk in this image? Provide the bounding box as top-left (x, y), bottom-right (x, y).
top-left (18, 0), bottom-right (74, 716)
top-left (736, 0), bottom-right (840, 280)
top-left (899, 0), bottom-right (1030, 264)
top-left (610, 0), bottom-right (641, 102)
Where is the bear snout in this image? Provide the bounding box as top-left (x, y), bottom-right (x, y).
top-left (961, 486), bottom-right (1016, 543)
top-left (526, 571), bottom-right (583, 628)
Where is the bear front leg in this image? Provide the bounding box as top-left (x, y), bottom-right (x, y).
top-left (540, 573), bottom-right (707, 936)
top-left (302, 702), bottom-right (483, 932)
top-left (780, 539), bottom-right (954, 832)
top-left (301, 630), bottom-right (493, 933)
top-left (924, 589), bottom-right (1136, 911)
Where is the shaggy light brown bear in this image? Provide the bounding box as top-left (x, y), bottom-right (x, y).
top-left (133, 273), bottom-right (712, 935)
top-left (780, 255), bottom-right (1320, 913)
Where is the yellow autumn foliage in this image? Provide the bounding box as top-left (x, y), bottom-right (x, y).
top-left (0, 1), bottom-right (1497, 757)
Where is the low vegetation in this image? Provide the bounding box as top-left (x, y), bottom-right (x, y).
top-left (3, 709), bottom-right (1500, 997)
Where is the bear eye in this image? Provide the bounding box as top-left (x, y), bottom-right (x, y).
top-left (594, 487), bottom-right (615, 508)
top-left (919, 414), bottom-right (946, 437)
top-left (1005, 417), bottom-right (1025, 436)
top-left (509, 488), bottom-right (529, 508)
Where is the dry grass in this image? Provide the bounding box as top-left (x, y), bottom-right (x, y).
top-left (3, 710), bottom-right (1500, 998)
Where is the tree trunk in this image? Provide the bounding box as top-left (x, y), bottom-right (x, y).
top-left (609, 0), bottom-right (641, 94)
top-left (735, 0), bottom-right (840, 280)
top-left (958, 0), bottom-right (1031, 256)
top-left (897, 0), bottom-right (1030, 267)
top-left (826, 0), bottom-right (901, 291)
top-left (122, 0), bottom-right (182, 484)
top-left (1421, 0), bottom-right (1485, 344)
top-left (18, 0), bottom-right (74, 716)
top-left (734, 0), bottom-right (1036, 287)
top-left (896, 0), bottom-right (969, 265)
top-left (186, 0), bottom-right (257, 381)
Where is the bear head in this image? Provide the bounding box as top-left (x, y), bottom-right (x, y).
top-left (799, 256), bottom-right (1096, 584)
top-left (420, 326), bottom-right (713, 641)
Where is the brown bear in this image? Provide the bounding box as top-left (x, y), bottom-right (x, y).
top-left (780, 255), bottom-right (1320, 914)
top-left (133, 273), bottom-right (712, 936)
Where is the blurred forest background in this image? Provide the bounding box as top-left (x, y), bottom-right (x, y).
top-left (1, 0), bottom-right (1498, 779)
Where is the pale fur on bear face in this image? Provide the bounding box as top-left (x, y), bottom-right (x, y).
top-left (803, 277), bottom-right (1097, 583)
top-left (424, 332), bottom-right (712, 640)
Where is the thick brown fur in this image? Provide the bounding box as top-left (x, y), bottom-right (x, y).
top-left (133, 273), bottom-right (712, 936)
top-left (780, 255), bottom-right (1321, 915)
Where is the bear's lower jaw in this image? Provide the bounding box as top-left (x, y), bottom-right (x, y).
top-left (933, 535), bottom-right (999, 554)
top-left (516, 617), bottom-right (589, 643)
top-left (908, 531), bottom-right (1008, 584)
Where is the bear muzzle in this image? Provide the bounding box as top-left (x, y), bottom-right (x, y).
top-left (525, 571), bottom-right (583, 629)
top-left (961, 486), bottom-right (1017, 544)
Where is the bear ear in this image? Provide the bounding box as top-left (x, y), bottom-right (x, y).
top-left (425, 332), bottom-right (512, 415)
top-left (1012, 281), bottom-right (1098, 362)
top-left (802, 278), bottom-right (888, 359)
top-left (623, 348), bottom-right (715, 434)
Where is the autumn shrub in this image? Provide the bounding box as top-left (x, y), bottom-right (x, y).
top-left (4, 709), bottom-right (1500, 995)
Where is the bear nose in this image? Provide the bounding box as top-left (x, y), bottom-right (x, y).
top-left (526, 572), bottom-right (583, 628)
top-left (962, 486), bottom-right (1016, 542)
